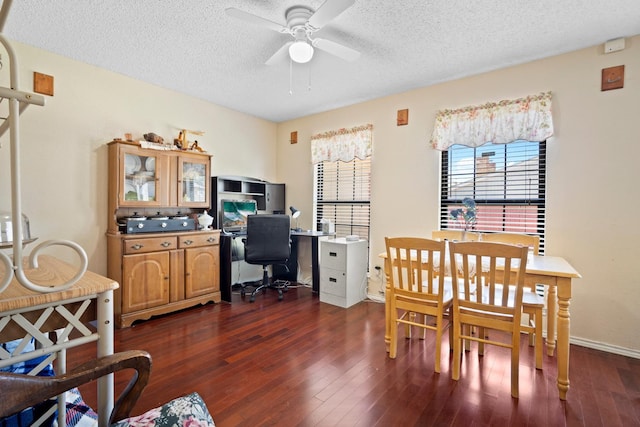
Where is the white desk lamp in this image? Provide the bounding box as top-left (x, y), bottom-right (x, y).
top-left (290, 206), bottom-right (301, 231)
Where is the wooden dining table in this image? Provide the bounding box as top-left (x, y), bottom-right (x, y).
top-left (380, 251), bottom-right (582, 400)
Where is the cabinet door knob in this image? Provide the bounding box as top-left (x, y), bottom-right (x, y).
top-left (131, 244), bottom-right (143, 250)
top-left (161, 241), bottom-right (171, 247)
top-left (207, 237), bottom-right (216, 243)
top-left (184, 239), bottom-right (193, 245)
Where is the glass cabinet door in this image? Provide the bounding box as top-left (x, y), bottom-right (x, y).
top-left (179, 155), bottom-right (210, 207)
top-left (119, 148), bottom-right (165, 207)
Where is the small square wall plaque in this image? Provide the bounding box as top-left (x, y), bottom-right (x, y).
top-left (290, 131), bottom-right (298, 144)
top-left (397, 109), bottom-right (408, 126)
top-left (601, 65), bottom-right (624, 91)
top-left (34, 72), bottom-right (54, 96)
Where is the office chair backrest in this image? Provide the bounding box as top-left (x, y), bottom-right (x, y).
top-left (244, 214), bottom-right (291, 265)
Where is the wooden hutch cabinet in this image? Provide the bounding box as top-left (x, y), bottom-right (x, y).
top-left (106, 140), bottom-right (220, 328)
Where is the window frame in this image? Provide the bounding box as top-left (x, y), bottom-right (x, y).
top-left (440, 140), bottom-right (547, 252)
top-left (314, 157), bottom-right (371, 243)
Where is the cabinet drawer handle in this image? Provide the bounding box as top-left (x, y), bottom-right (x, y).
top-left (161, 241), bottom-right (172, 247)
top-left (131, 244), bottom-right (143, 250)
top-left (184, 239), bottom-right (193, 245)
top-left (329, 277), bottom-right (337, 282)
top-left (207, 237), bottom-right (216, 243)
top-left (329, 252), bottom-right (337, 257)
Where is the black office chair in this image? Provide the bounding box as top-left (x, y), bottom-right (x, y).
top-left (242, 214), bottom-right (291, 302)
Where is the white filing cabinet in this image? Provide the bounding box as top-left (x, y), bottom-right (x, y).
top-left (320, 238), bottom-right (368, 308)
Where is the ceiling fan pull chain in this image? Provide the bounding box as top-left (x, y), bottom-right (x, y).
top-left (308, 63), bottom-right (312, 92)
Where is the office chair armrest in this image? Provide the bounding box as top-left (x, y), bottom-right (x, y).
top-left (0, 350), bottom-right (152, 424)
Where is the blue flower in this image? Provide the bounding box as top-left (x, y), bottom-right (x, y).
top-left (450, 198), bottom-right (477, 230)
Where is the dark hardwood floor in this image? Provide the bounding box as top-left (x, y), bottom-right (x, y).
top-left (69, 286), bottom-right (640, 427)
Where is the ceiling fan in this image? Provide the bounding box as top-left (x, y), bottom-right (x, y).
top-left (226, 0), bottom-right (361, 65)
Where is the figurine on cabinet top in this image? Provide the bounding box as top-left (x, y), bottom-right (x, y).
top-left (143, 132), bottom-right (164, 144)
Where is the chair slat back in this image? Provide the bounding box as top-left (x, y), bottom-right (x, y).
top-left (385, 237), bottom-right (446, 301)
top-left (432, 230), bottom-right (480, 242)
top-left (449, 241), bottom-right (528, 319)
top-left (480, 232), bottom-right (540, 255)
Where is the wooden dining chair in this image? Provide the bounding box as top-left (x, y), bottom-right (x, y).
top-left (431, 229), bottom-right (480, 242)
top-left (480, 232), bottom-right (540, 254)
top-left (448, 241), bottom-right (529, 398)
top-left (480, 232), bottom-right (544, 368)
top-left (385, 237), bottom-right (453, 373)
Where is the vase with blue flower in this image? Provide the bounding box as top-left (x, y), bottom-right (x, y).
top-left (449, 198), bottom-right (477, 241)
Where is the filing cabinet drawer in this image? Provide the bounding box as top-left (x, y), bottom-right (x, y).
top-left (320, 267), bottom-right (346, 298)
top-left (320, 242), bottom-right (347, 270)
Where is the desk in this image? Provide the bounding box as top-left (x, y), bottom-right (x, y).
top-left (0, 256), bottom-right (119, 426)
top-left (219, 230), bottom-right (334, 301)
top-left (380, 252), bottom-right (581, 400)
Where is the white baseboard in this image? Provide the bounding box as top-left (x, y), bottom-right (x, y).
top-left (570, 336), bottom-right (640, 359)
top-left (366, 293), bottom-right (385, 303)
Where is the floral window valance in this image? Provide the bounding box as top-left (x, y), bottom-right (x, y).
top-left (430, 91), bottom-right (554, 151)
top-left (311, 124), bottom-right (373, 164)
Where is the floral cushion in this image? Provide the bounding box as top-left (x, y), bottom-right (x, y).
top-left (111, 392), bottom-right (214, 427)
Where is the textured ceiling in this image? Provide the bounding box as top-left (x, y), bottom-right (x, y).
top-left (4, 1), bottom-right (640, 122)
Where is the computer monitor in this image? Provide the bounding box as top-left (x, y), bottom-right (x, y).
top-left (221, 199), bottom-right (257, 233)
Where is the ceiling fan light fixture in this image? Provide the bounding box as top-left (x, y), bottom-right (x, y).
top-left (289, 40), bottom-right (314, 63)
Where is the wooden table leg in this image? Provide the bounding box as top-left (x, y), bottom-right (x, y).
top-left (384, 258), bottom-right (391, 352)
top-left (556, 277), bottom-right (572, 400)
top-left (546, 284), bottom-right (557, 356)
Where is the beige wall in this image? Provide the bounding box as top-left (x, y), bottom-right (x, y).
top-left (1, 34), bottom-right (638, 356)
top-left (0, 41), bottom-right (277, 275)
top-left (276, 36), bottom-right (640, 355)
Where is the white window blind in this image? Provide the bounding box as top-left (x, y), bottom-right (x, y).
top-left (440, 140), bottom-right (547, 253)
top-left (314, 157), bottom-right (371, 241)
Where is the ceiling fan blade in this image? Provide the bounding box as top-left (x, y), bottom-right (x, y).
top-left (312, 38), bottom-right (360, 61)
top-left (308, 0), bottom-right (355, 29)
top-left (265, 42), bottom-right (293, 65)
top-left (225, 7), bottom-right (288, 33)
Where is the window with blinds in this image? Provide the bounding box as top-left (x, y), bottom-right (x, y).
top-left (440, 140), bottom-right (547, 252)
top-left (314, 157), bottom-right (371, 241)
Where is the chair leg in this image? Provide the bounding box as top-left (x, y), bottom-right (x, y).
top-left (249, 266), bottom-right (286, 302)
top-left (511, 330), bottom-right (520, 398)
top-left (452, 320), bottom-right (461, 381)
top-left (434, 315), bottom-right (442, 373)
top-left (534, 306), bottom-right (543, 369)
top-left (249, 267), bottom-right (270, 302)
top-left (389, 322), bottom-right (398, 359)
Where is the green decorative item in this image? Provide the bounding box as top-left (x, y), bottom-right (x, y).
top-left (449, 198), bottom-right (477, 231)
